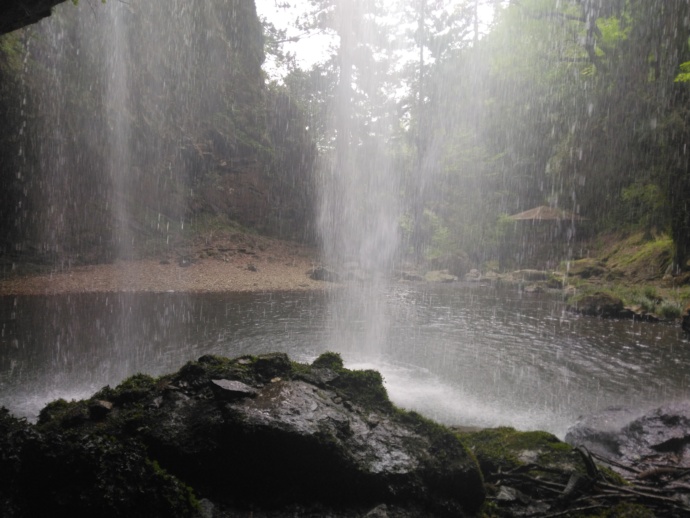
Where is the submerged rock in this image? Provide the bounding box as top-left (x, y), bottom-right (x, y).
top-left (2, 352), bottom-right (485, 517)
top-left (424, 270), bottom-right (458, 283)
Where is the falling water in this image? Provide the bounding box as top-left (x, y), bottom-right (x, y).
top-left (7, 1), bottom-right (266, 264)
top-left (105, 3), bottom-right (133, 258)
top-left (317, 1), bottom-right (402, 362)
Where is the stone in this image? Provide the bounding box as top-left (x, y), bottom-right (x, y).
top-left (308, 265), bottom-right (341, 282)
top-left (567, 291), bottom-right (625, 318)
top-left (399, 271), bottom-right (424, 282)
top-left (0, 0), bottom-right (67, 35)
top-left (513, 269), bottom-right (549, 282)
top-left (88, 399), bottom-right (113, 420)
top-left (14, 353), bottom-right (485, 517)
top-left (465, 269), bottom-right (482, 282)
top-left (424, 270), bottom-right (458, 283)
top-left (210, 379), bottom-right (258, 400)
top-left (565, 402), bottom-right (690, 472)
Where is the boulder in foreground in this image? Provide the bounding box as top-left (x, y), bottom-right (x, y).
top-left (2, 352), bottom-right (485, 517)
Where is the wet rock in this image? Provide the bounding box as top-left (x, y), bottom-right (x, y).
top-left (513, 269), bottom-right (549, 282)
top-left (567, 259), bottom-right (607, 279)
top-left (522, 284), bottom-right (543, 294)
top-left (424, 270), bottom-right (458, 283)
top-left (565, 402), bottom-right (690, 471)
top-left (365, 503), bottom-right (390, 517)
top-left (210, 379), bottom-right (258, 400)
top-left (399, 271), bottom-right (424, 282)
top-left (308, 265), bottom-right (340, 282)
top-left (88, 399), bottom-right (113, 420)
top-left (625, 305), bottom-right (660, 322)
top-left (0, 407), bottom-right (198, 517)
top-left (0, 0), bottom-right (67, 35)
top-left (567, 291), bottom-right (625, 318)
top-left (465, 269), bottom-right (482, 282)
top-left (12, 352), bottom-right (485, 517)
top-left (428, 252), bottom-right (471, 278)
top-left (253, 351), bottom-right (292, 380)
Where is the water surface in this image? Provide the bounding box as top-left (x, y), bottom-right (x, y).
top-left (1, 283), bottom-right (687, 437)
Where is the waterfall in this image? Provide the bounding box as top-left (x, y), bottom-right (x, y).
top-left (317, 0), bottom-right (402, 361)
top-left (8, 0), bottom-right (266, 265)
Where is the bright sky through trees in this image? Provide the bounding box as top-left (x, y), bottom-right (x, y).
top-left (255, 0), bottom-right (496, 78)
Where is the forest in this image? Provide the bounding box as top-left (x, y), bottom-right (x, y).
top-left (260, 0), bottom-right (690, 274)
top-left (0, 0), bottom-right (689, 277)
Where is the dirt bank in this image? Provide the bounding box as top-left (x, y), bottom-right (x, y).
top-left (0, 236), bottom-right (326, 295)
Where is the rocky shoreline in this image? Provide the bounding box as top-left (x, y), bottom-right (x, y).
top-left (3, 351), bottom-right (689, 517)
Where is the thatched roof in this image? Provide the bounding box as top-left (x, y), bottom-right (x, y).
top-left (508, 206), bottom-right (586, 221)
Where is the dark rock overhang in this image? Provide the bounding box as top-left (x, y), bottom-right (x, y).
top-left (0, 0), bottom-right (67, 35)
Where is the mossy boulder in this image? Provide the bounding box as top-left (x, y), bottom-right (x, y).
top-left (0, 408), bottom-right (198, 517)
top-left (567, 291), bottom-right (626, 318)
top-left (454, 427), bottom-right (579, 476)
top-left (6, 353), bottom-right (486, 517)
top-left (425, 270), bottom-right (459, 283)
top-left (455, 427), bottom-right (634, 517)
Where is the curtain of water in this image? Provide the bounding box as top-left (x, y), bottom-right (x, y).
top-left (318, 1), bottom-right (401, 361)
top-left (105, 3), bottom-right (132, 259)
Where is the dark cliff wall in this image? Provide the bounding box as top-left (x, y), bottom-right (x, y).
top-left (0, 0), bottom-right (67, 35)
top-left (0, 1), bottom-right (317, 265)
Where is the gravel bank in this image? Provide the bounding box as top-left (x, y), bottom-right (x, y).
top-left (0, 238), bottom-right (327, 295)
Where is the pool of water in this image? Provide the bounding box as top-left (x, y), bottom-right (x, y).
top-left (1, 283), bottom-right (688, 437)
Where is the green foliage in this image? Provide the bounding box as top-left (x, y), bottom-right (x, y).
top-left (620, 183), bottom-right (666, 232)
top-left (674, 61), bottom-right (690, 83)
top-left (421, 209), bottom-right (453, 260)
top-left (596, 15), bottom-right (631, 50)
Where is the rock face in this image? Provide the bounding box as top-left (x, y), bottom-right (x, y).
top-left (3, 352), bottom-right (485, 517)
top-left (565, 402), bottom-right (690, 471)
top-left (0, 0), bottom-right (66, 35)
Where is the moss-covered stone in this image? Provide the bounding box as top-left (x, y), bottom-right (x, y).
top-left (310, 351), bottom-right (344, 370)
top-left (1, 408), bottom-right (199, 517)
top-left (16, 353), bottom-right (487, 517)
top-left (455, 427), bottom-right (580, 476)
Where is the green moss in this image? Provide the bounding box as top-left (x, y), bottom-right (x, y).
top-left (147, 459), bottom-right (200, 513)
top-left (93, 373), bottom-right (158, 405)
top-left (37, 398), bottom-right (89, 427)
top-left (311, 351), bottom-right (345, 370)
top-left (455, 427), bottom-right (580, 475)
top-left (330, 367), bottom-right (393, 412)
top-left (397, 411), bottom-right (481, 471)
top-left (658, 301), bottom-right (682, 319)
top-left (174, 355), bottom-right (253, 386)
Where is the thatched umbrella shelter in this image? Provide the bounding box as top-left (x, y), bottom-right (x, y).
top-left (501, 206), bottom-right (586, 270)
